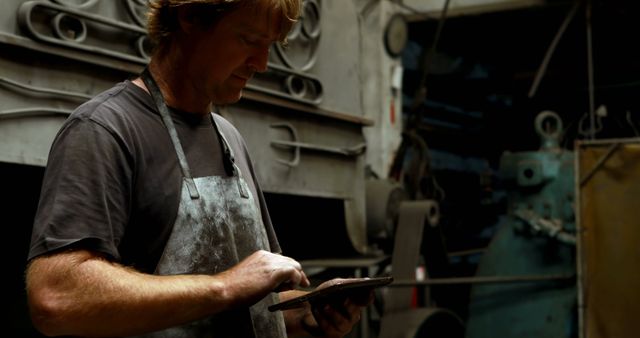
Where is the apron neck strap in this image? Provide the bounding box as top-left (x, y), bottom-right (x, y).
top-left (140, 67), bottom-right (200, 199)
top-left (210, 111), bottom-right (237, 177)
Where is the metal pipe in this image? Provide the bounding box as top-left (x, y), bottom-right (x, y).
top-left (447, 248), bottom-right (487, 258)
top-left (579, 143), bottom-right (620, 187)
top-left (577, 137), bottom-right (640, 145)
top-left (528, 0), bottom-right (581, 98)
top-left (575, 139), bottom-right (585, 338)
top-left (585, 0), bottom-right (596, 140)
top-left (0, 107), bottom-right (73, 119)
top-left (390, 273), bottom-right (575, 286)
top-left (410, 0), bottom-right (451, 112)
top-left (0, 76), bottom-right (92, 101)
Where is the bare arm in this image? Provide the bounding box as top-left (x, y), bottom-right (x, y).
top-left (26, 249), bottom-right (309, 337)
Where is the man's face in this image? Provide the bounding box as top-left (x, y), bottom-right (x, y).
top-left (184, 4), bottom-right (283, 105)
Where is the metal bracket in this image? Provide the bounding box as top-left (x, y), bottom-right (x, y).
top-left (270, 122), bottom-right (366, 167)
top-left (270, 122), bottom-right (301, 167)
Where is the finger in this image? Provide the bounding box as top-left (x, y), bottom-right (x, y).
top-left (274, 280), bottom-right (296, 292)
top-left (324, 296), bottom-right (363, 320)
top-left (298, 269), bottom-right (310, 287)
top-left (282, 257), bottom-right (309, 288)
top-left (328, 298), bottom-right (352, 320)
top-left (273, 271), bottom-right (303, 292)
top-left (285, 264), bottom-right (307, 289)
top-left (314, 302), bottom-right (358, 335)
top-left (341, 298), bottom-right (363, 322)
top-left (314, 304), bottom-right (346, 335)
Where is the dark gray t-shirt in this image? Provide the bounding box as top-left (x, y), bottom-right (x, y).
top-left (28, 80), bottom-right (280, 273)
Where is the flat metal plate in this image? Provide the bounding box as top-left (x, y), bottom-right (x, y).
top-left (576, 138), bottom-right (640, 338)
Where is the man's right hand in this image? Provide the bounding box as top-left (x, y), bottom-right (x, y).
top-left (217, 250), bottom-right (310, 307)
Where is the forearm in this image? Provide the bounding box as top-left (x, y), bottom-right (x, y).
top-left (26, 249), bottom-right (232, 337)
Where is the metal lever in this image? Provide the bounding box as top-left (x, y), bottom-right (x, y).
top-left (270, 122), bottom-right (366, 167)
top-left (270, 123), bottom-right (300, 167)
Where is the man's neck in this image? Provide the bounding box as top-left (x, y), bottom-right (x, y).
top-left (140, 55), bottom-right (212, 116)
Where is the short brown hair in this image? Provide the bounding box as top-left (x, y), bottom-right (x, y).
top-left (146, 0), bottom-right (300, 49)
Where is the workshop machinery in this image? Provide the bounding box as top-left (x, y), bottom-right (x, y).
top-left (6, 2), bottom-right (637, 338)
top-left (464, 110), bottom-right (577, 338)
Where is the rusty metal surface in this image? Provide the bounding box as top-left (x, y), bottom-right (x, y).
top-left (576, 138), bottom-right (640, 338)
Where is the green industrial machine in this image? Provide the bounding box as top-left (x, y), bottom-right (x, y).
top-left (465, 111), bottom-right (577, 338)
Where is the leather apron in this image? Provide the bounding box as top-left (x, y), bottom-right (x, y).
top-left (136, 69), bottom-right (286, 338)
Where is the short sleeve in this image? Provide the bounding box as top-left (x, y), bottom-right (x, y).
top-left (28, 116), bottom-right (133, 261)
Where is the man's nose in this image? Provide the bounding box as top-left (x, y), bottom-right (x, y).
top-left (247, 46), bottom-right (270, 73)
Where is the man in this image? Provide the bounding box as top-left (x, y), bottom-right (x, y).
top-left (25, 0), bottom-right (371, 337)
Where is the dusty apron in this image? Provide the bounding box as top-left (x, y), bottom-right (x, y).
top-left (137, 69), bottom-right (286, 338)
